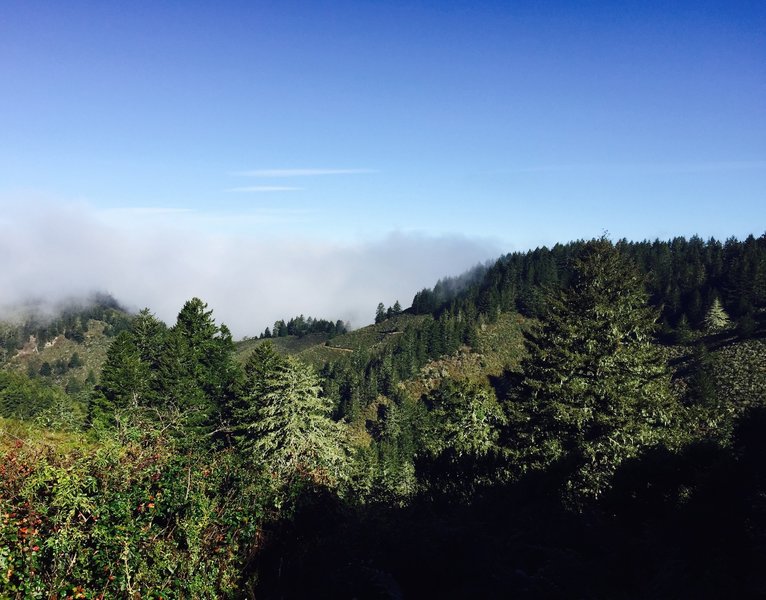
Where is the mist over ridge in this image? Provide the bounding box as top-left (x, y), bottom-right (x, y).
top-left (0, 197), bottom-right (500, 336)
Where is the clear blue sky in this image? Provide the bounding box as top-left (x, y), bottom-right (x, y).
top-left (1, 1), bottom-right (764, 332)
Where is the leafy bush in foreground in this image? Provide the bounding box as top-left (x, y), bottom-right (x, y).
top-left (0, 422), bottom-right (267, 599)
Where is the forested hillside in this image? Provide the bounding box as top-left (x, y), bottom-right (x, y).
top-left (2, 234), bottom-right (766, 598)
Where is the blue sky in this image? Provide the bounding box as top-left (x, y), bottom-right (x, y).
top-left (1, 1), bottom-right (764, 332)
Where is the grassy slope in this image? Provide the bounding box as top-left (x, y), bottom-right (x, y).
top-left (235, 313), bottom-right (431, 368)
top-left (235, 332), bottom-right (334, 365)
top-left (402, 312), bottom-right (528, 400)
top-left (4, 319), bottom-right (113, 385)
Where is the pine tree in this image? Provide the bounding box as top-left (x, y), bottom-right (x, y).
top-left (94, 330), bottom-right (148, 419)
top-left (688, 342), bottom-right (717, 407)
top-left (237, 349), bottom-right (349, 489)
top-left (68, 352), bottom-right (83, 369)
top-left (509, 239), bottom-right (677, 498)
top-left (704, 298), bottom-right (730, 332)
top-left (160, 298), bottom-right (238, 435)
top-left (375, 303), bottom-right (386, 324)
top-left (95, 299), bottom-right (237, 436)
top-left (131, 308), bottom-right (167, 367)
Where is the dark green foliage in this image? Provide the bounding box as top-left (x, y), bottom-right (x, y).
top-left (156, 408), bottom-right (766, 599)
top-left (322, 310), bottom-right (480, 426)
top-left (0, 372), bottom-right (69, 421)
top-left (65, 376), bottom-right (83, 395)
top-left (94, 301), bottom-right (238, 438)
top-left (261, 315), bottom-right (347, 339)
top-left (385, 301), bottom-right (403, 319)
top-left (413, 380), bottom-right (507, 499)
top-left (375, 302), bottom-right (386, 324)
top-left (687, 342), bottom-right (718, 408)
top-left (410, 233), bottom-right (766, 339)
top-left (736, 311), bottom-right (757, 338)
top-left (673, 313), bottom-right (692, 344)
top-left (52, 357), bottom-right (68, 376)
top-left (67, 352), bottom-right (82, 369)
top-left (273, 318), bottom-right (288, 337)
top-left (93, 327), bottom-right (154, 425)
top-left (163, 298), bottom-right (238, 433)
top-left (508, 239), bottom-right (677, 498)
top-left (418, 380), bottom-right (505, 459)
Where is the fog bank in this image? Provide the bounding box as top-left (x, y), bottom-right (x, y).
top-left (0, 198), bottom-right (500, 336)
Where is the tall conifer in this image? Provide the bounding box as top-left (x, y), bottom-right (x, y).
top-left (509, 239), bottom-right (677, 498)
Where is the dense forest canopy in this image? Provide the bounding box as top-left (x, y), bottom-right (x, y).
top-left (412, 234), bottom-right (766, 331)
top-left (1, 234), bottom-right (765, 598)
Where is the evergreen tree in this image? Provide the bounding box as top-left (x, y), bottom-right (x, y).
top-left (420, 380), bottom-right (506, 459)
top-left (273, 319), bottom-right (287, 337)
top-left (94, 299), bottom-right (237, 436)
top-left (335, 320), bottom-right (346, 335)
top-left (160, 298), bottom-right (238, 434)
top-left (95, 309), bottom-right (167, 422)
top-left (92, 330), bottom-right (149, 425)
top-left (239, 341), bottom-right (284, 406)
top-left (704, 298), bottom-right (730, 332)
top-left (509, 239), bottom-right (677, 499)
top-left (688, 342), bottom-right (717, 408)
top-left (53, 358), bottom-right (68, 376)
top-left (736, 312), bottom-right (757, 339)
top-left (238, 349), bottom-right (349, 489)
top-left (131, 308), bottom-right (167, 367)
top-left (375, 303), bottom-right (386, 324)
top-left (0, 371), bottom-right (69, 421)
top-left (68, 352), bottom-right (83, 369)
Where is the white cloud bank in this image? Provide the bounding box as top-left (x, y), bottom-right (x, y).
top-left (0, 198), bottom-right (500, 337)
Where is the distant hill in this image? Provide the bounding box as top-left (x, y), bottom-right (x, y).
top-left (0, 296), bottom-right (133, 420)
top-left (235, 313), bottom-right (430, 368)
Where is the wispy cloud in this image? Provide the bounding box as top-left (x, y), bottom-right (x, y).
top-left (650, 160), bottom-right (766, 173)
top-left (232, 168), bottom-right (377, 177)
top-left (226, 186), bottom-right (303, 192)
top-left (506, 160), bottom-right (766, 174)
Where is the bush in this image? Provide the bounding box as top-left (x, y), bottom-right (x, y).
top-left (0, 424), bottom-right (268, 598)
